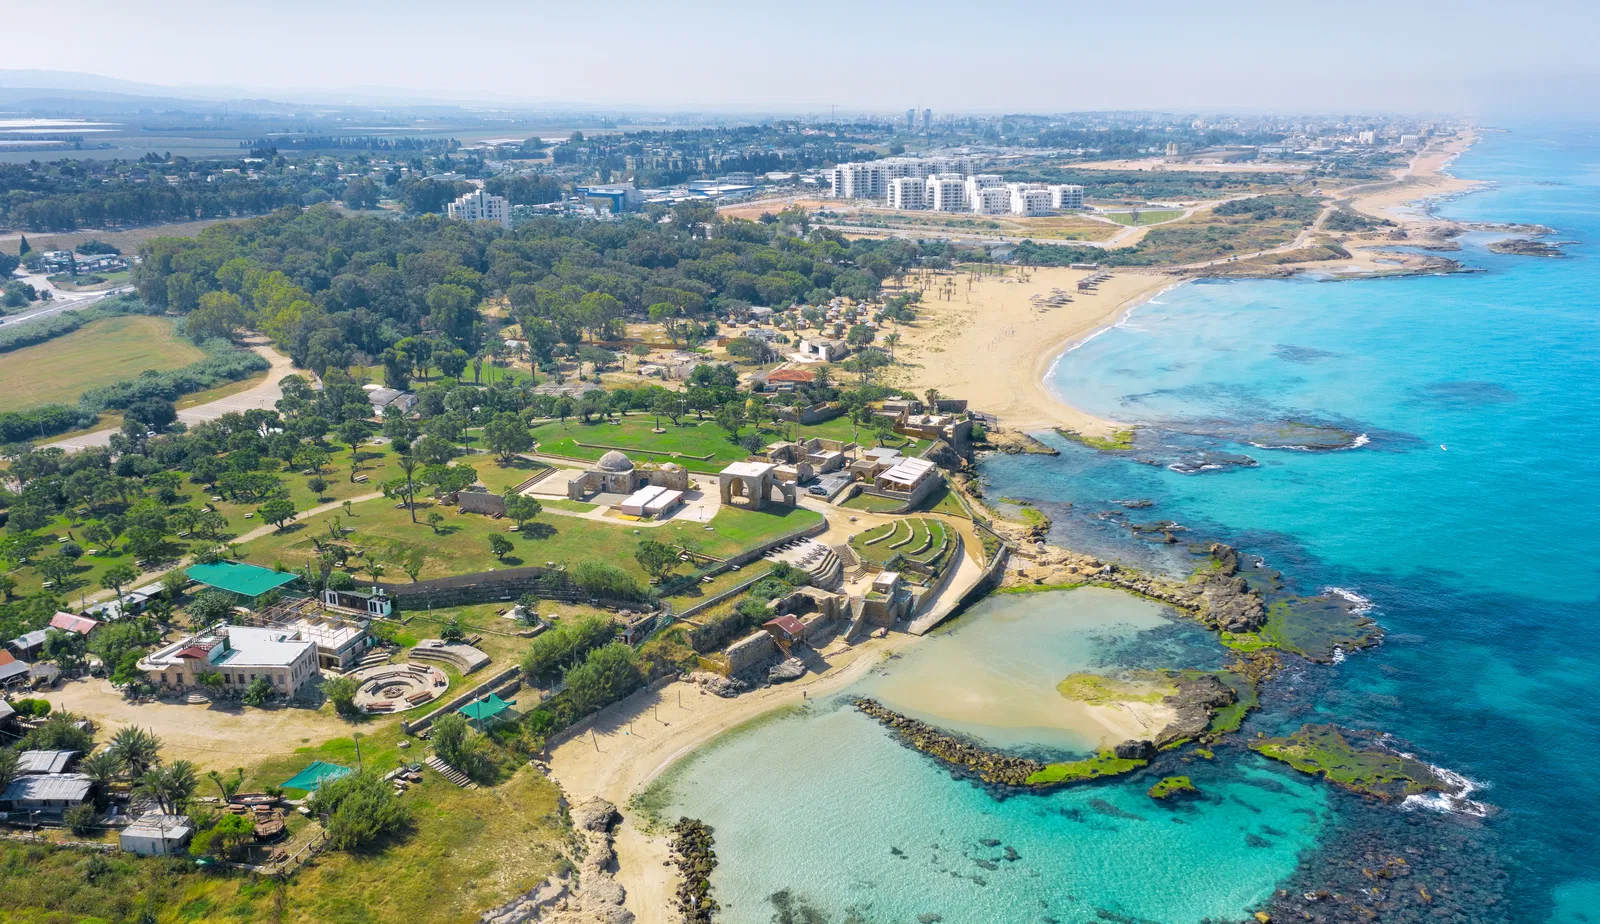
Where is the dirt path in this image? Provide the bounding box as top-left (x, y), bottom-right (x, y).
top-left (48, 337), bottom-right (295, 452)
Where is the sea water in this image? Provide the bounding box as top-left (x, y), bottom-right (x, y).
top-left (657, 125), bottom-right (1600, 921)
top-left (660, 589), bottom-right (1327, 923)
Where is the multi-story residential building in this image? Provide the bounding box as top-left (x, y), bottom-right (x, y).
top-left (1049, 184), bottom-right (1085, 210)
top-left (887, 176), bottom-right (928, 210)
top-left (446, 189), bottom-right (512, 228)
top-left (829, 156), bottom-right (983, 200)
top-left (971, 185), bottom-right (1011, 214)
top-left (1008, 184), bottom-right (1053, 216)
top-left (926, 174), bottom-right (967, 212)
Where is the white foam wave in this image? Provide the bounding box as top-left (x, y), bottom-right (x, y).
top-left (1345, 433), bottom-right (1371, 449)
top-left (1323, 586), bottom-right (1374, 615)
top-left (1330, 648), bottom-right (1347, 664)
top-left (1401, 763), bottom-right (1492, 818)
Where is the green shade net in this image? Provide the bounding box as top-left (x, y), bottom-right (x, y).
top-left (281, 760), bottom-right (352, 792)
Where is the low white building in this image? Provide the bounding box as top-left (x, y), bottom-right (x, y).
top-left (138, 625), bottom-right (320, 698)
top-left (121, 812), bottom-right (194, 856)
top-left (446, 189), bottom-right (512, 228)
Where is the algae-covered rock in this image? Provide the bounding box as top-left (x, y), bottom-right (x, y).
top-left (1249, 724), bottom-right (1445, 801)
top-left (1148, 776), bottom-right (1199, 800)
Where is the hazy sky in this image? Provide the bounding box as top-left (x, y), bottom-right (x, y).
top-left (9, 0), bottom-right (1599, 114)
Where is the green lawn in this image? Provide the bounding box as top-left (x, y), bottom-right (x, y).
top-left (1, 316), bottom-right (204, 410)
top-left (233, 492), bottom-right (821, 584)
top-left (841, 492), bottom-right (906, 513)
top-left (849, 517), bottom-right (951, 572)
top-left (531, 413), bottom-right (925, 474)
top-left (1102, 209), bottom-right (1185, 226)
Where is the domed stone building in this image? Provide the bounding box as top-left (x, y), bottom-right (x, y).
top-left (566, 450), bottom-right (689, 500)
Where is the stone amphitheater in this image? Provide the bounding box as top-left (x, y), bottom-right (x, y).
top-left (352, 662), bottom-right (450, 714)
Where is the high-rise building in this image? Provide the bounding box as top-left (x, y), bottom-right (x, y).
top-left (922, 108), bottom-right (933, 130)
top-left (446, 189), bottom-right (511, 228)
top-left (926, 174), bottom-right (967, 212)
top-left (1049, 184), bottom-right (1084, 210)
top-left (906, 109), bottom-right (916, 130)
top-left (887, 176), bottom-right (928, 210)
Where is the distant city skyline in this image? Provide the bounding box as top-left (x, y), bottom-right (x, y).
top-left (4, 0), bottom-right (1598, 115)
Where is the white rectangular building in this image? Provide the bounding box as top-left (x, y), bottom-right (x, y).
top-left (1049, 184), bottom-right (1085, 210)
top-left (446, 189), bottom-right (512, 228)
top-left (121, 813), bottom-right (194, 856)
top-left (138, 625), bottom-right (320, 697)
top-left (887, 176), bottom-right (928, 210)
top-left (1008, 184), bottom-right (1053, 216)
top-left (970, 185), bottom-right (1011, 215)
top-left (926, 174), bottom-right (967, 212)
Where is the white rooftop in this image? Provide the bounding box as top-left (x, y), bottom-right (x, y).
top-left (880, 457), bottom-right (936, 485)
top-left (722, 461), bottom-right (775, 478)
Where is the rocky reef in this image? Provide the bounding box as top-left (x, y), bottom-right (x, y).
top-left (1488, 237), bottom-right (1565, 256)
top-left (853, 697), bottom-right (1050, 786)
top-left (1249, 724), bottom-right (1447, 802)
top-left (1148, 776), bottom-right (1198, 800)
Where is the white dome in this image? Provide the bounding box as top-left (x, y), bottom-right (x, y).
top-left (596, 450), bottom-right (634, 473)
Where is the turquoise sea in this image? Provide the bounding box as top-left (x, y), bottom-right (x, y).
top-left (657, 126), bottom-right (1600, 922)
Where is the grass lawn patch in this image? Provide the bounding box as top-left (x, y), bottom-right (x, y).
top-left (2, 316), bottom-right (204, 410)
top-left (840, 492), bottom-right (906, 513)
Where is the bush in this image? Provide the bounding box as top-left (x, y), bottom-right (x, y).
top-left (571, 560), bottom-right (651, 602)
top-left (64, 803), bottom-right (97, 836)
top-left (562, 642), bottom-right (643, 715)
top-left (520, 614), bottom-right (614, 681)
top-left (323, 675), bottom-right (359, 715)
top-left (306, 771), bottom-right (410, 851)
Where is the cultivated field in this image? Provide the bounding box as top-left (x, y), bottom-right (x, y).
top-left (0, 315), bottom-right (204, 409)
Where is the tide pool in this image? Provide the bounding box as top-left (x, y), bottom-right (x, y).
top-left (656, 588), bottom-right (1325, 924)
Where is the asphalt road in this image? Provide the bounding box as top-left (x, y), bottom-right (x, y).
top-left (1, 283), bottom-right (135, 325)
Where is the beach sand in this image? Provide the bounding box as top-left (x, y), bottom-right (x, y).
top-left (884, 266), bottom-right (1177, 437)
top-left (546, 634), bottom-right (919, 923)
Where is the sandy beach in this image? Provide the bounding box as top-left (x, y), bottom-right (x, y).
top-left (546, 633), bottom-right (919, 923)
top-left (884, 266), bottom-right (1177, 437)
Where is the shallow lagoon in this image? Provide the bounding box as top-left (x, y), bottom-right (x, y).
top-left (657, 588), bottom-right (1325, 923)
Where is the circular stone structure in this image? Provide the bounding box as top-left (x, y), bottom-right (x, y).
top-left (351, 662), bottom-right (449, 714)
top-left (596, 450), bottom-right (634, 472)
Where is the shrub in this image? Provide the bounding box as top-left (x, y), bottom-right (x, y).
top-left (562, 642), bottom-right (643, 715)
top-left (571, 560), bottom-right (650, 602)
top-left (64, 803), bottom-right (97, 836)
top-left (520, 615), bottom-right (614, 681)
top-left (306, 771), bottom-right (410, 851)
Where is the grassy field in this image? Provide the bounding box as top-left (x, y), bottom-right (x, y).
top-left (531, 413), bottom-right (922, 474)
top-left (1101, 209), bottom-right (1185, 226)
top-left (849, 517), bottom-right (950, 569)
top-left (233, 490), bottom-right (821, 584)
top-left (2, 316), bottom-right (205, 410)
top-left (825, 209), bottom-right (1119, 242)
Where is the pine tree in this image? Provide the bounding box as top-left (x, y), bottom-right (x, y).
top-left (17, 234), bottom-right (29, 255)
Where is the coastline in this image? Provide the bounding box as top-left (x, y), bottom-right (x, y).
top-left (886, 129), bottom-right (1486, 438)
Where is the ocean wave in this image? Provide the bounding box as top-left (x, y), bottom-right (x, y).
top-left (1323, 586), bottom-right (1375, 615)
top-left (1344, 433), bottom-right (1371, 449)
top-left (1401, 763), bottom-right (1492, 818)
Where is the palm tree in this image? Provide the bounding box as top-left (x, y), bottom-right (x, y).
top-left (108, 726), bottom-right (162, 777)
top-left (78, 751), bottom-right (123, 808)
top-left (135, 761), bottom-right (198, 815)
top-left (207, 767), bottom-right (244, 802)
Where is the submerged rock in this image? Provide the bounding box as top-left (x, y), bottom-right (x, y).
top-left (1249, 724), bottom-right (1448, 801)
top-left (1148, 776), bottom-right (1200, 800)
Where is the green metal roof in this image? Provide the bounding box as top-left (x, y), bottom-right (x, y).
top-left (458, 693), bottom-right (513, 723)
top-left (186, 561), bottom-right (298, 598)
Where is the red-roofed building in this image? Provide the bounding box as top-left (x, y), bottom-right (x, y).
top-left (49, 613), bottom-right (100, 637)
top-left (762, 615), bottom-right (806, 644)
top-left (0, 650), bottom-right (15, 667)
top-left (755, 367), bottom-right (817, 393)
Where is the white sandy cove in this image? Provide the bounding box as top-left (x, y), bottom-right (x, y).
top-left (887, 266), bottom-right (1177, 438)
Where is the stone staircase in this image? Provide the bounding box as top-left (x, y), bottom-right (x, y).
top-left (425, 755), bottom-right (478, 789)
top-left (834, 544), bottom-right (869, 583)
top-left (767, 538), bottom-right (843, 590)
top-left (358, 648), bottom-right (392, 670)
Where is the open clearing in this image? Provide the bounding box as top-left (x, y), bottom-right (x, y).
top-left (1, 315), bottom-right (204, 409)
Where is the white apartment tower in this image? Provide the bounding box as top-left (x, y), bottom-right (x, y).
top-left (1049, 184), bottom-right (1085, 210)
top-left (1008, 184), bottom-right (1053, 216)
top-left (926, 174), bottom-right (967, 212)
top-left (447, 189), bottom-right (512, 228)
top-left (964, 174), bottom-right (1006, 214)
top-left (887, 176), bottom-right (928, 210)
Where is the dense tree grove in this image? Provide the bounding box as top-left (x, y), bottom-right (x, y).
top-left (129, 202), bottom-right (932, 379)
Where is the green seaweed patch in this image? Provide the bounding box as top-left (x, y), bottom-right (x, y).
top-left (1249, 724), bottom-right (1445, 801)
top-left (1026, 750), bottom-right (1148, 786)
top-left (1205, 671), bottom-right (1261, 735)
top-left (1253, 598), bottom-right (1382, 662)
top-left (998, 581), bottom-right (1086, 595)
top-left (1195, 747), bottom-right (1215, 759)
top-left (1054, 427), bottom-right (1137, 451)
top-left (1220, 630), bottom-right (1272, 653)
top-left (1148, 776), bottom-right (1199, 800)
top-left (1055, 671), bottom-right (1175, 706)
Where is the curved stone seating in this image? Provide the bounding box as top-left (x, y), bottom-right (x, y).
top-left (410, 639), bottom-right (491, 674)
top-left (351, 661), bottom-right (451, 714)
